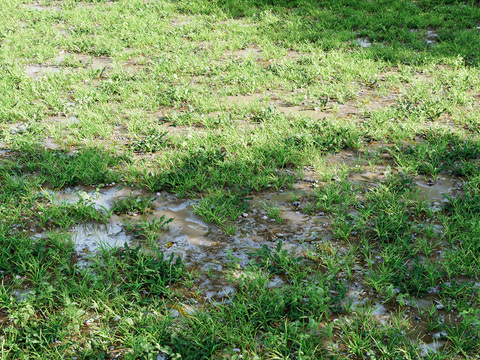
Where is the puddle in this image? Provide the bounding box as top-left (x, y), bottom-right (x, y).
top-left (411, 298), bottom-right (432, 310)
top-left (42, 138), bottom-right (61, 150)
top-left (356, 37), bottom-right (372, 48)
top-left (196, 273), bottom-right (235, 300)
top-left (345, 282), bottom-right (369, 307)
top-left (371, 303), bottom-right (389, 317)
top-left (44, 185), bottom-right (214, 253)
top-left (37, 185), bottom-right (333, 299)
top-left (415, 175), bottom-right (462, 210)
top-left (232, 46), bottom-right (262, 59)
top-left (26, 54), bottom-right (113, 79)
top-left (225, 90), bottom-right (395, 122)
top-left (13, 289), bottom-right (34, 302)
top-left (50, 115), bottom-right (79, 125)
top-left (24, 2), bottom-right (62, 11)
top-left (425, 31), bottom-right (439, 45)
top-left (420, 341), bottom-right (445, 357)
top-left (58, 53), bottom-right (112, 70)
top-left (25, 65), bottom-right (62, 79)
top-left (72, 221), bottom-right (130, 252)
top-left (47, 185), bottom-right (144, 211)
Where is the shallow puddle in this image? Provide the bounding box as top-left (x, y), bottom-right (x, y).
top-left (12, 289), bottom-right (34, 302)
top-left (419, 341), bottom-right (445, 357)
top-left (25, 65), bottom-right (62, 79)
top-left (72, 220), bottom-right (130, 252)
top-left (24, 2), bottom-right (62, 11)
top-left (50, 115), bottom-right (79, 125)
top-left (225, 90), bottom-right (395, 122)
top-left (26, 54), bottom-right (113, 79)
top-left (415, 175), bottom-right (463, 210)
top-left (425, 31), bottom-right (439, 45)
top-left (356, 37), bottom-right (372, 48)
top-left (38, 185), bottom-right (334, 298)
top-left (36, 168), bottom-right (463, 300)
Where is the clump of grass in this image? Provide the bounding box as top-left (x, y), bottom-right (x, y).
top-left (193, 189), bottom-right (251, 233)
top-left (249, 105), bottom-right (278, 123)
top-left (248, 240), bottom-right (302, 275)
top-left (260, 201), bottom-right (283, 223)
top-left (36, 196), bottom-right (109, 228)
top-left (12, 146), bottom-right (122, 188)
top-left (122, 215), bottom-right (174, 244)
top-left (111, 193), bottom-right (157, 214)
top-left (131, 131), bottom-right (169, 153)
top-left (115, 243), bottom-right (185, 301)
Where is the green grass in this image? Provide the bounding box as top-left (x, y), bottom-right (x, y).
top-left (1, 0), bottom-right (480, 358)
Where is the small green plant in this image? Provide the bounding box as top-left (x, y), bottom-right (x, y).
top-left (36, 195), bottom-right (109, 228)
top-left (248, 241), bottom-right (302, 275)
top-left (131, 131), bottom-right (169, 153)
top-left (249, 105), bottom-right (277, 123)
top-left (193, 189), bottom-right (251, 233)
top-left (226, 249), bottom-right (242, 269)
top-left (123, 215), bottom-right (174, 244)
top-left (116, 242), bottom-right (185, 301)
top-left (260, 201), bottom-right (282, 223)
top-left (111, 193), bottom-right (157, 214)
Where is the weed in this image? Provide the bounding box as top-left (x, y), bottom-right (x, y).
top-left (248, 241), bottom-right (302, 275)
top-left (131, 131), bottom-right (169, 153)
top-left (260, 201), bottom-right (283, 223)
top-left (193, 189), bottom-right (251, 231)
top-left (124, 216), bottom-right (174, 244)
top-left (111, 193), bottom-right (157, 214)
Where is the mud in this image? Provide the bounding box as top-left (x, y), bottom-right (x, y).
top-left (231, 46), bottom-right (262, 60)
top-left (225, 89), bottom-right (396, 123)
top-left (420, 341), bottom-right (445, 357)
top-left (12, 289), bottom-right (34, 302)
top-left (35, 155), bottom-right (465, 303)
top-left (52, 53), bottom-right (113, 70)
top-left (50, 115), bottom-right (79, 125)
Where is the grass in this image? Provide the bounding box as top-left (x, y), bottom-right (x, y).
top-left (0, 0), bottom-right (480, 358)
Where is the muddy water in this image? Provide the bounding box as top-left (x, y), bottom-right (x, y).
top-left (425, 31), bottom-right (439, 45)
top-left (415, 175), bottom-right (463, 210)
top-left (38, 162), bottom-right (463, 300)
top-left (24, 2), bottom-right (62, 11)
top-left (73, 221), bottom-right (130, 252)
top-left (40, 185), bottom-right (334, 299)
top-left (52, 53), bottom-right (113, 70)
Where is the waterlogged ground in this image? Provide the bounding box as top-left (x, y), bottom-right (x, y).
top-left (1, 0), bottom-right (480, 358)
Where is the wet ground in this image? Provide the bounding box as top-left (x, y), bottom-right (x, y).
top-left (28, 151), bottom-right (465, 314)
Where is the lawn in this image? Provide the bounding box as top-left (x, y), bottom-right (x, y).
top-left (1, 0), bottom-right (480, 358)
